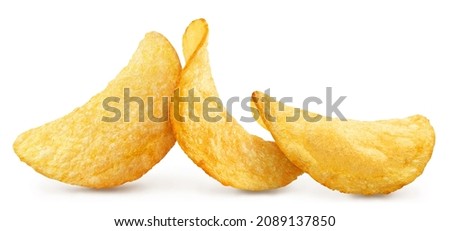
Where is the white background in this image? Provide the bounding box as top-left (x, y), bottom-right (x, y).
top-left (1, 0), bottom-right (449, 230)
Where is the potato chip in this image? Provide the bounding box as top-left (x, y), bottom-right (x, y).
top-left (13, 32), bottom-right (181, 188)
top-left (252, 91), bottom-right (435, 194)
top-left (250, 100), bottom-right (267, 130)
top-left (170, 19), bottom-right (301, 191)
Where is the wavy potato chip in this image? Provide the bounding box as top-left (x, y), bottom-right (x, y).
top-left (252, 91), bottom-right (435, 195)
top-left (170, 19), bottom-right (301, 191)
top-left (13, 32), bottom-right (181, 188)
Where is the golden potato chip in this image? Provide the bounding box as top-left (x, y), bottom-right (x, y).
top-left (170, 19), bottom-right (301, 191)
top-left (250, 100), bottom-right (267, 130)
top-left (252, 91), bottom-right (435, 195)
top-left (13, 32), bottom-right (181, 188)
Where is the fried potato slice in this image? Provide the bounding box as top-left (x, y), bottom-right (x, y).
top-left (13, 32), bottom-right (181, 188)
top-left (170, 19), bottom-right (301, 191)
top-left (252, 91), bottom-right (435, 195)
top-left (250, 100), bottom-right (267, 130)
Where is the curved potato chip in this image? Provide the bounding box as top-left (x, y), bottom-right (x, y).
top-left (252, 91), bottom-right (435, 195)
top-left (250, 100), bottom-right (267, 130)
top-left (13, 32), bottom-right (181, 188)
top-left (170, 19), bottom-right (301, 191)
